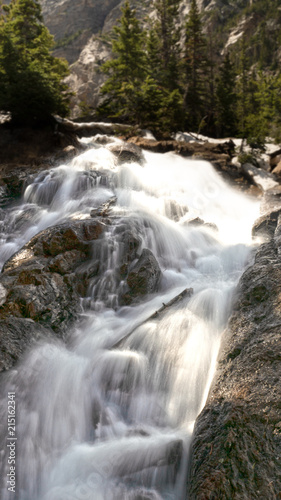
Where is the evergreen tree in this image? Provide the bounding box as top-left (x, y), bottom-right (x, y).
top-left (0, 0), bottom-right (71, 124)
top-left (98, 0), bottom-right (147, 122)
top-left (244, 71), bottom-right (279, 147)
top-left (183, 0), bottom-right (209, 130)
top-left (237, 36), bottom-right (249, 143)
top-left (98, 0), bottom-right (183, 135)
top-left (215, 52), bottom-right (238, 137)
top-left (151, 0), bottom-right (182, 90)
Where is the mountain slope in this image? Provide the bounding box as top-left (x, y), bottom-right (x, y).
top-left (39, 0), bottom-right (281, 119)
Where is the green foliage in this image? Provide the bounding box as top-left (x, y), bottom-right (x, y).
top-left (97, 0), bottom-right (182, 135)
top-left (237, 151), bottom-right (256, 165)
top-left (96, 0), bottom-right (281, 141)
top-left (183, 0), bottom-right (209, 130)
top-left (98, 0), bottom-right (146, 120)
top-left (215, 52), bottom-right (237, 137)
top-left (151, 0), bottom-right (182, 90)
top-left (0, 0), bottom-right (71, 124)
top-left (54, 29), bottom-right (83, 50)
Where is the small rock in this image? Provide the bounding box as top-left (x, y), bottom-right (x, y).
top-left (108, 142), bottom-right (145, 164)
top-left (125, 249), bottom-right (161, 303)
top-left (272, 160), bottom-right (281, 179)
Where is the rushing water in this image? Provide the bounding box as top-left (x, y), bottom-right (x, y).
top-left (0, 136), bottom-right (260, 500)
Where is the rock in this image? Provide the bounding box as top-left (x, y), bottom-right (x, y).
top-left (40, 0), bottom-right (122, 63)
top-left (48, 250), bottom-right (86, 274)
top-left (90, 196), bottom-right (117, 217)
top-left (252, 209), bottom-right (281, 240)
top-left (123, 249), bottom-right (161, 304)
top-left (241, 163), bottom-right (279, 191)
top-left (108, 142), bottom-right (145, 164)
top-left (269, 148), bottom-right (281, 169)
top-left (165, 199), bottom-right (189, 222)
top-left (0, 317), bottom-right (53, 372)
top-left (188, 211), bottom-right (281, 499)
top-left (272, 160), bottom-right (281, 179)
top-left (0, 284), bottom-right (7, 306)
top-left (260, 185), bottom-right (281, 214)
top-left (187, 217), bottom-right (205, 226)
top-left (186, 217), bottom-right (218, 231)
top-left (54, 144), bottom-right (79, 161)
top-left (0, 220), bottom-right (104, 335)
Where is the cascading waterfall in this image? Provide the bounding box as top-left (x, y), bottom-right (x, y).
top-left (0, 136), bottom-right (260, 500)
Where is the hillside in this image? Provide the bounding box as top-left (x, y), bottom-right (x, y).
top-left (39, 0), bottom-right (281, 119)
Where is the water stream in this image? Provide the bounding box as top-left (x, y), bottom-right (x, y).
top-left (0, 136), bottom-right (260, 500)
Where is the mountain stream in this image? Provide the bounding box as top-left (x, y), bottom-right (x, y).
top-left (0, 136), bottom-right (260, 499)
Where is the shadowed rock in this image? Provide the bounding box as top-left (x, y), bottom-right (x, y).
top-left (122, 249), bottom-right (161, 305)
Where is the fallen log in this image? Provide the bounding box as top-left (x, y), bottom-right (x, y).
top-left (112, 287), bottom-right (193, 349)
top-left (55, 116), bottom-right (135, 138)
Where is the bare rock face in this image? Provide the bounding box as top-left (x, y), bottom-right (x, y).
top-left (40, 0), bottom-right (121, 63)
top-left (187, 207), bottom-right (281, 499)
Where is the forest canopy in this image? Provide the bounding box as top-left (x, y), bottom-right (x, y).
top-left (97, 0), bottom-right (281, 143)
top-left (0, 0), bottom-right (71, 125)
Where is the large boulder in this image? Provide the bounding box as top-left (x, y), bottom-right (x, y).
top-left (0, 220), bottom-right (104, 338)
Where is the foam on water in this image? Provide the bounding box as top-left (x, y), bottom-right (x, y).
top-left (0, 138), bottom-right (260, 500)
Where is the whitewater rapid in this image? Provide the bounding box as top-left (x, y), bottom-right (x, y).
top-left (0, 137), bottom-right (260, 500)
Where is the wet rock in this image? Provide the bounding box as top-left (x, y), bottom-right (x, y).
top-left (122, 249), bottom-right (161, 304)
top-left (165, 199), bottom-right (189, 222)
top-left (108, 142), bottom-right (145, 164)
top-left (188, 210), bottom-right (281, 499)
top-left (242, 163), bottom-right (279, 191)
top-left (0, 318), bottom-right (53, 372)
top-left (54, 144), bottom-right (79, 161)
top-left (252, 209), bottom-right (281, 240)
top-left (48, 250), bottom-right (86, 275)
top-left (0, 220), bottom-right (104, 338)
top-left (187, 217), bottom-right (218, 231)
top-left (90, 196), bottom-right (117, 217)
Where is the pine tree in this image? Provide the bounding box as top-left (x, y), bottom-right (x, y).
top-left (98, 0), bottom-right (147, 122)
top-left (215, 52), bottom-right (238, 137)
top-left (151, 0), bottom-right (182, 90)
top-left (98, 0), bottom-right (183, 135)
top-left (236, 37), bottom-right (249, 143)
top-left (183, 0), bottom-right (209, 131)
top-left (0, 0), bottom-right (71, 124)
top-left (244, 71), bottom-right (278, 148)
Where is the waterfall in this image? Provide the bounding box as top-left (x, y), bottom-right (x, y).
top-left (0, 137), bottom-right (260, 500)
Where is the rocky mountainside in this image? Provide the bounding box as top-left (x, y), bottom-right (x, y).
top-left (39, 0), bottom-right (281, 118)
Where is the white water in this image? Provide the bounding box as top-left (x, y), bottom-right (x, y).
top-left (0, 137), bottom-right (259, 500)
